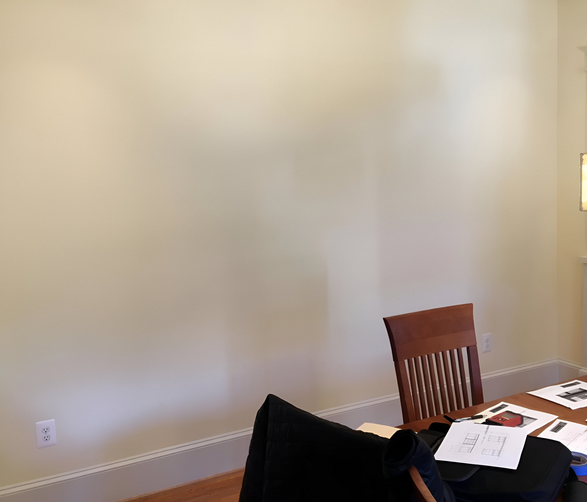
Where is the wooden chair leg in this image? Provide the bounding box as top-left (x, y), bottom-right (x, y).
top-left (408, 465), bottom-right (438, 502)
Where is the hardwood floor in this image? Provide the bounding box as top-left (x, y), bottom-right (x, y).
top-left (119, 469), bottom-right (244, 502)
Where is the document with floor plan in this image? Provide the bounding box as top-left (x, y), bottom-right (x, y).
top-left (527, 380), bottom-right (587, 410)
top-left (434, 422), bottom-right (527, 469)
top-left (538, 419), bottom-right (587, 455)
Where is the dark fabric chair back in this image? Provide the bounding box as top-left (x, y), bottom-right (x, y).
top-left (239, 394), bottom-right (453, 502)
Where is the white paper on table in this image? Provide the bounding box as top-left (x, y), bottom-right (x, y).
top-left (434, 422), bottom-right (527, 469)
top-left (527, 380), bottom-right (587, 410)
top-left (466, 402), bottom-right (557, 434)
top-left (357, 423), bottom-right (399, 438)
top-left (538, 419), bottom-right (587, 455)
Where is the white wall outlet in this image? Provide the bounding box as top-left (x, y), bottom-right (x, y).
top-left (36, 419), bottom-right (57, 448)
top-left (481, 333), bottom-right (492, 353)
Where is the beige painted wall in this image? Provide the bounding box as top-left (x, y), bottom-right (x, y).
top-left (0, 0), bottom-right (557, 488)
top-left (557, 0), bottom-right (587, 362)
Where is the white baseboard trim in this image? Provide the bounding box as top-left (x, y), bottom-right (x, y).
top-left (0, 428), bottom-right (253, 500)
top-left (2, 358), bottom-right (585, 502)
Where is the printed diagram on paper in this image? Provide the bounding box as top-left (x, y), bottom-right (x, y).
top-left (483, 434), bottom-right (506, 456)
top-left (538, 419), bottom-right (587, 456)
top-left (434, 422), bottom-right (527, 469)
top-left (528, 380), bottom-right (587, 410)
top-left (462, 402), bottom-right (557, 434)
top-left (457, 432), bottom-right (506, 457)
top-left (459, 433), bottom-right (480, 453)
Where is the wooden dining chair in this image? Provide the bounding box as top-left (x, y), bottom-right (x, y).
top-left (383, 303), bottom-right (484, 424)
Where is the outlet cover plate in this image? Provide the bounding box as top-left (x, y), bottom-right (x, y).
top-left (481, 333), bottom-right (492, 353)
top-left (36, 419), bottom-right (57, 448)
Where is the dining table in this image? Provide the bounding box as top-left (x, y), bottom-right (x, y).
top-left (397, 375), bottom-right (587, 501)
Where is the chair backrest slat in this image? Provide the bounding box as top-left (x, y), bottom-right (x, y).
top-left (407, 358), bottom-right (423, 420)
top-left (425, 354), bottom-right (441, 417)
top-left (416, 358), bottom-right (428, 419)
top-left (420, 355), bottom-right (434, 417)
top-left (441, 350), bottom-right (457, 413)
top-left (434, 352), bottom-right (450, 413)
top-left (448, 349), bottom-right (463, 410)
top-left (456, 347), bottom-right (470, 408)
